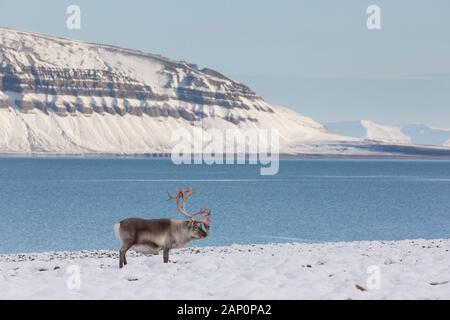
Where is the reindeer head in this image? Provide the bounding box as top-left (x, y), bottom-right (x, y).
top-left (187, 220), bottom-right (209, 239)
top-left (168, 188), bottom-right (211, 237)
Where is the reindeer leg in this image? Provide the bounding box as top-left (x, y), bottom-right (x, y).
top-left (163, 248), bottom-right (170, 263)
top-left (119, 241), bottom-right (133, 269)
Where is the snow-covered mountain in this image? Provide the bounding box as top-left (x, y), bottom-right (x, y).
top-left (0, 27), bottom-right (351, 155)
top-left (326, 121), bottom-right (450, 147)
top-left (0, 27), bottom-right (448, 157)
top-left (402, 124), bottom-right (450, 146)
top-left (360, 120), bottom-right (411, 144)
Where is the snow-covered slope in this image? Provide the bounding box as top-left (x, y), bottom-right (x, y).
top-left (327, 121), bottom-right (450, 147)
top-left (0, 103), bottom-right (351, 154)
top-left (326, 120), bottom-right (411, 144)
top-left (402, 124), bottom-right (450, 146)
top-left (361, 120), bottom-right (411, 144)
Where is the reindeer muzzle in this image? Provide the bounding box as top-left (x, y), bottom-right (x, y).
top-left (198, 222), bottom-right (209, 236)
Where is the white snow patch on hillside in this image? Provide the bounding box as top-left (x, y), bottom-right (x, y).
top-left (1, 239), bottom-right (449, 299)
top-left (361, 120), bottom-right (411, 144)
top-left (0, 28), bottom-right (103, 69)
top-left (97, 47), bottom-right (168, 93)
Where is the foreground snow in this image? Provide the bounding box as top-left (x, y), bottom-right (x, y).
top-left (1, 239), bottom-right (449, 299)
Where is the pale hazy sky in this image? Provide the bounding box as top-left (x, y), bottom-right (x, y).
top-left (0, 0), bottom-right (449, 127)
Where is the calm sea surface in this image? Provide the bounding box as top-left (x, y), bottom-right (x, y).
top-left (0, 157), bottom-right (449, 253)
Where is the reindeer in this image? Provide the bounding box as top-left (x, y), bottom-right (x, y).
top-left (114, 188), bottom-right (211, 268)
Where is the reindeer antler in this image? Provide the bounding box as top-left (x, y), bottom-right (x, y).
top-left (167, 188), bottom-right (194, 221)
top-left (167, 188), bottom-right (211, 226)
top-left (191, 208), bottom-right (211, 227)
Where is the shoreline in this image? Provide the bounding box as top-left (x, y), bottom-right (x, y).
top-left (1, 239), bottom-right (449, 299)
top-left (0, 238), bottom-right (447, 260)
top-left (0, 153), bottom-right (450, 160)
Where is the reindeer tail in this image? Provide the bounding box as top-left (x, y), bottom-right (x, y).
top-left (114, 223), bottom-right (121, 241)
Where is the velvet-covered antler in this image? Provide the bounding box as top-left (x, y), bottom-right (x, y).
top-left (191, 208), bottom-right (211, 227)
top-left (167, 188), bottom-right (211, 226)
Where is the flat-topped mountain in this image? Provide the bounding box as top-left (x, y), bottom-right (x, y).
top-left (0, 27), bottom-right (448, 157)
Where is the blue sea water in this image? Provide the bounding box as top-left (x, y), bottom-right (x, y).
top-left (0, 157), bottom-right (449, 253)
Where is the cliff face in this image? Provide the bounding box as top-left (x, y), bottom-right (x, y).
top-left (0, 28), bottom-right (350, 154)
top-left (0, 28), bottom-right (269, 123)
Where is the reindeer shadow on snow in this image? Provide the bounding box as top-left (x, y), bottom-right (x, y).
top-left (114, 188), bottom-right (211, 268)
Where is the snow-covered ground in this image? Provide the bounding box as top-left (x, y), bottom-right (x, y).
top-left (1, 239), bottom-right (449, 300)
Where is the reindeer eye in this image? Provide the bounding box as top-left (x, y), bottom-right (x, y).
top-left (193, 225), bottom-right (199, 230)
